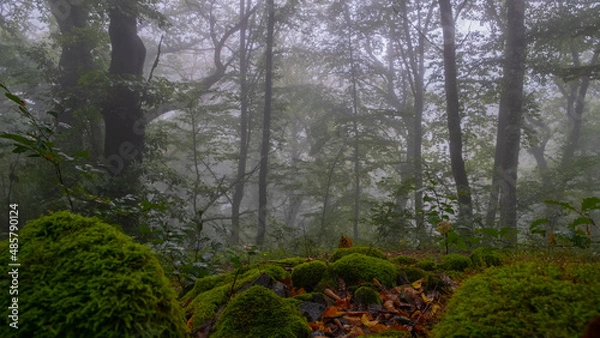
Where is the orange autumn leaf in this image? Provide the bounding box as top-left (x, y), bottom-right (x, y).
top-left (291, 287), bottom-right (306, 297)
top-left (370, 323), bottom-right (389, 333)
top-left (322, 306), bottom-right (345, 319)
top-left (361, 313), bottom-right (378, 327)
top-left (335, 297), bottom-right (352, 310)
top-left (348, 326), bottom-right (365, 336)
top-left (339, 236), bottom-right (353, 248)
top-left (343, 315), bottom-right (363, 326)
top-left (186, 316), bottom-right (194, 329)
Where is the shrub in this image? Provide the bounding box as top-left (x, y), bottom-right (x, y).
top-left (332, 253), bottom-right (397, 287)
top-left (330, 246), bottom-right (387, 262)
top-left (416, 258), bottom-right (437, 271)
top-left (0, 211), bottom-right (186, 338)
top-left (469, 247), bottom-right (502, 268)
top-left (292, 260), bottom-right (328, 292)
top-left (392, 255), bottom-right (417, 265)
top-left (212, 285), bottom-right (310, 338)
top-left (439, 254), bottom-right (471, 272)
top-left (432, 262), bottom-right (600, 337)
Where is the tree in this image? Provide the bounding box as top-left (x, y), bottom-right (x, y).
top-left (438, 0), bottom-right (473, 230)
top-left (257, 0), bottom-right (275, 246)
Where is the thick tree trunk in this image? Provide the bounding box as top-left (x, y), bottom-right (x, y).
top-left (102, 6), bottom-right (146, 177)
top-left (257, 0), bottom-right (275, 246)
top-left (230, 0), bottom-right (251, 245)
top-left (438, 0), bottom-right (473, 230)
top-left (493, 0), bottom-right (527, 242)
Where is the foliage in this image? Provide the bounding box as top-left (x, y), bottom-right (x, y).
top-left (439, 254), bottom-right (471, 272)
top-left (291, 260), bottom-right (328, 292)
top-left (0, 211), bottom-right (186, 337)
top-left (469, 247), bottom-right (502, 268)
top-left (391, 255), bottom-right (417, 265)
top-left (212, 285), bottom-right (311, 338)
top-left (330, 246), bottom-right (387, 262)
top-left (432, 262), bottom-right (600, 338)
top-left (331, 253), bottom-right (397, 287)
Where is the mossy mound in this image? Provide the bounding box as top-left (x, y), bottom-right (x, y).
top-left (212, 285), bottom-right (310, 338)
top-left (439, 254), bottom-right (471, 272)
top-left (0, 211), bottom-right (186, 338)
top-left (353, 286), bottom-right (382, 305)
top-left (369, 332), bottom-right (412, 338)
top-left (330, 246), bottom-right (387, 262)
top-left (292, 260), bottom-right (328, 291)
top-left (397, 266), bottom-right (428, 283)
top-left (416, 258), bottom-right (437, 271)
top-left (469, 247), bottom-right (502, 268)
top-left (391, 255), bottom-right (417, 265)
top-left (432, 262), bottom-right (600, 337)
top-left (332, 253), bottom-right (397, 287)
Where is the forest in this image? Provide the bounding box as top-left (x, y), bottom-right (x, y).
top-left (1, 0), bottom-right (600, 337)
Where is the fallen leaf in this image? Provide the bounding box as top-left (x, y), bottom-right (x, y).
top-left (361, 313), bottom-right (378, 327)
top-left (348, 326), bottom-right (365, 336)
top-left (373, 278), bottom-right (382, 288)
top-left (370, 323), bottom-right (389, 333)
top-left (412, 278), bottom-right (425, 289)
top-left (324, 288), bottom-right (342, 301)
top-left (322, 306), bottom-right (345, 319)
top-left (421, 292), bottom-right (433, 303)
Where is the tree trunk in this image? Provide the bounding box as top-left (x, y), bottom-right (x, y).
top-left (492, 0), bottom-right (527, 242)
top-left (257, 0), bottom-right (275, 246)
top-left (102, 6), bottom-right (146, 177)
top-left (438, 0), bottom-right (473, 230)
top-left (230, 0), bottom-right (251, 245)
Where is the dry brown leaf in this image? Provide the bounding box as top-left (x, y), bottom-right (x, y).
top-left (324, 288), bottom-right (342, 301)
top-left (360, 313), bottom-right (378, 327)
top-left (322, 306), bottom-right (345, 319)
top-left (343, 315), bottom-right (363, 326)
top-left (348, 326), bottom-right (365, 337)
top-left (370, 323), bottom-right (389, 333)
top-left (373, 278), bottom-right (382, 288)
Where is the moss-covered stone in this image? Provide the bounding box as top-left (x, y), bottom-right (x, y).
top-left (392, 255), bottom-right (417, 265)
top-left (292, 260), bottom-right (328, 291)
top-left (469, 247), bottom-right (502, 268)
top-left (416, 258), bottom-right (437, 271)
top-left (330, 246), bottom-right (387, 262)
top-left (353, 286), bottom-right (382, 305)
top-left (212, 285), bottom-right (311, 338)
top-left (397, 266), bottom-right (428, 283)
top-left (432, 262), bottom-right (600, 337)
top-left (332, 253), bottom-right (397, 287)
top-left (439, 254), bottom-right (471, 272)
top-left (0, 211), bottom-right (186, 338)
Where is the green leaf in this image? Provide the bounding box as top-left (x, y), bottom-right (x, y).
top-left (4, 92), bottom-right (25, 106)
top-left (0, 133), bottom-right (35, 146)
top-left (568, 216), bottom-right (592, 229)
top-left (73, 151), bottom-right (90, 158)
top-left (530, 218), bottom-right (549, 230)
top-left (581, 197), bottom-right (600, 212)
top-left (478, 228), bottom-right (499, 238)
top-left (544, 199), bottom-right (576, 211)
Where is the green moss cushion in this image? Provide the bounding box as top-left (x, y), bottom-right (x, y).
top-left (332, 253), bottom-right (397, 287)
top-left (0, 211), bottom-right (186, 338)
top-left (330, 246), bottom-right (387, 262)
top-left (292, 260), bottom-right (327, 291)
top-left (432, 262), bottom-right (600, 337)
top-left (212, 285), bottom-right (310, 338)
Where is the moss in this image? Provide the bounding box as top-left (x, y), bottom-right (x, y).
top-left (181, 274), bottom-right (227, 301)
top-left (267, 257), bottom-right (310, 267)
top-left (469, 247), bottom-right (502, 268)
top-left (0, 211), bottom-right (186, 338)
top-left (431, 262), bottom-right (600, 337)
top-left (397, 266), bottom-right (428, 283)
top-left (392, 255), bottom-right (417, 265)
top-left (188, 284), bottom-right (230, 328)
top-left (439, 254), bottom-right (471, 272)
top-left (212, 285), bottom-right (310, 338)
top-left (353, 286), bottom-right (382, 305)
top-left (330, 246), bottom-right (387, 262)
top-left (368, 331), bottom-right (412, 338)
top-left (332, 253), bottom-right (397, 287)
top-left (416, 258), bottom-right (437, 271)
top-left (292, 260), bottom-right (328, 291)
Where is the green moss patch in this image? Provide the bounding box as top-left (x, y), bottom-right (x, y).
top-left (432, 262), bottom-right (600, 337)
top-left (332, 253), bottom-right (397, 287)
top-left (353, 286), bottom-right (382, 305)
top-left (397, 266), bottom-right (428, 283)
top-left (469, 247), bottom-right (502, 268)
top-left (292, 260), bottom-right (328, 291)
top-left (330, 246), bottom-right (387, 262)
top-left (0, 211), bottom-right (186, 338)
top-left (391, 255), bottom-right (417, 265)
top-left (439, 254), bottom-right (471, 272)
top-left (212, 285), bottom-right (310, 338)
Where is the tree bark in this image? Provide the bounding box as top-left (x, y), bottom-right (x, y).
top-left (438, 0), bottom-right (473, 230)
top-left (489, 0), bottom-right (527, 241)
top-left (257, 0), bottom-right (275, 246)
top-left (102, 5), bottom-right (146, 177)
top-left (230, 0), bottom-right (251, 245)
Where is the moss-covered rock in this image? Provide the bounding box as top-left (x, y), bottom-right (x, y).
top-left (330, 246), bottom-right (387, 262)
top-left (292, 260), bottom-right (328, 291)
top-left (391, 255), bottom-right (417, 265)
top-left (416, 258), bottom-right (437, 271)
top-left (397, 266), bottom-right (428, 283)
top-left (212, 285), bottom-right (310, 338)
top-left (332, 253), bottom-right (397, 287)
top-left (353, 286), bottom-right (382, 305)
top-left (0, 211), bottom-right (186, 338)
top-left (469, 247), bottom-right (502, 268)
top-left (439, 254), bottom-right (471, 272)
top-left (432, 262), bottom-right (600, 337)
